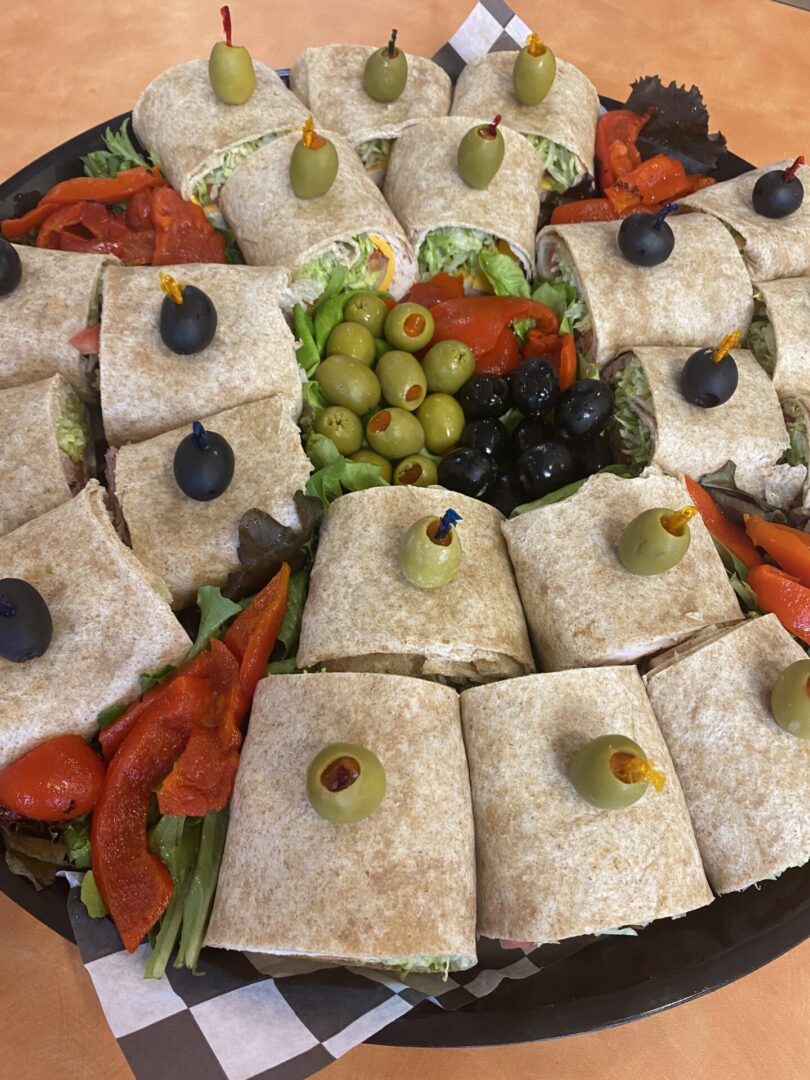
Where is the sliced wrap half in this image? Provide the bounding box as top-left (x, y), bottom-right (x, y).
top-left (502, 470), bottom-right (741, 671)
top-left (205, 672), bottom-right (477, 973)
top-left (747, 277), bottom-right (810, 398)
top-left (296, 486), bottom-right (534, 683)
top-left (461, 668), bottom-right (712, 943)
top-left (384, 116), bottom-right (542, 288)
top-left (290, 44), bottom-right (452, 187)
top-left (536, 216), bottom-right (753, 369)
top-left (645, 615), bottom-right (810, 893)
top-left (0, 481), bottom-right (189, 771)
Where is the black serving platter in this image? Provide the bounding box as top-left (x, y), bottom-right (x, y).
top-left (1, 100), bottom-right (807, 1050)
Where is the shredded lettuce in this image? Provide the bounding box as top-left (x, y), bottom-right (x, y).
top-left (530, 279), bottom-right (590, 337)
top-left (611, 356), bottom-right (652, 471)
top-left (295, 235), bottom-right (384, 295)
top-left (378, 954), bottom-right (453, 978)
top-left (356, 138), bottom-right (392, 182)
top-left (56, 390), bottom-right (88, 465)
top-left (523, 134), bottom-right (584, 193)
top-left (746, 298), bottom-right (777, 377)
top-left (418, 226), bottom-right (514, 286)
top-left (193, 136), bottom-right (276, 205)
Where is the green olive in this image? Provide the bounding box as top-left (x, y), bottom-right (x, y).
top-left (399, 513), bottom-right (462, 589)
top-left (393, 455), bottom-right (438, 487)
top-left (512, 35), bottom-right (556, 106)
top-left (384, 303), bottom-right (434, 352)
top-left (416, 394), bottom-right (465, 455)
top-left (209, 41), bottom-right (257, 106)
top-left (770, 659), bottom-right (810, 739)
top-left (326, 321), bottom-right (376, 367)
top-left (617, 507), bottom-right (696, 576)
top-left (314, 405), bottom-right (363, 456)
top-left (306, 742), bottom-right (386, 824)
top-left (316, 355), bottom-right (381, 415)
top-left (376, 349), bottom-right (427, 411)
top-left (457, 119), bottom-right (505, 191)
top-left (568, 734), bottom-right (662, 810)
top-left (366, 407), bottom-right (425, 460)
top-left (422, 339), bottom-right (476, 394)
top-left (350, 449), bottom-right (393, 484)
top-left (289, 123), bottom-right (339, 200)
top-left (363, 30), bottom-right (408, 103)
top-left (345, 293), bottom-right (389, 338)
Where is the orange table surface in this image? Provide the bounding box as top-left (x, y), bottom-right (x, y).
top-left (2, 2), bottom-right (810, 1079)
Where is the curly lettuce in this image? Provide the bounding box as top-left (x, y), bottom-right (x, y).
top-left (523, 135), bottom-right (584, 193)
top-left (612, 356), bottom-right (653, 471)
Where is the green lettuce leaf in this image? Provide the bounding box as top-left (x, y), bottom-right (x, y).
top-left (80, 870), bottom-right (107, 918)
top-left (173, 808), bottom-right (229, 974)
top-left (186, 587), bottom-right (242, 661)
top-left (306, 432), bottom-right (341, 470)
top-left (746, 298), bottom-right (776, 377)
top-left (274, 568), bottom-right (310, 661)
top-left (97, 701), bottom-right (127, 728)
top-left (140, 665), bottom-right (177, 693)
top-left (478, 251), bottom-right (530, 297)
top-left (266, 658), bottom-right (301, 675)
top-left (418, 226), bottom-right (501, 281)
top-left (81, 119), bottom-right (149, 178)
top-left (145, 816), bottom-right (203, 979)
top-left (293, 304), bottom-right (321, 378)
top-left (611, 356), bottom-right (652, 471)
top-left (305, 458), bottom-right (388, 508)
top-left (62, 816), bottom-right (92, 869)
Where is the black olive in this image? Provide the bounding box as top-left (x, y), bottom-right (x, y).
top-left (0, 578), bottom-right (52, 663)
top-left (460, 418), bottom-right (511, 468)
top-left (0, 239), bottom-right (22, 297)
top-left (173, 421), bottom-right (235, 501)
top-left (563, 433), bottom-right (614, 478)
top-left (437, 447), bottom-right (495, 498)
top-left (517, 442), bottom-right (578, 500)
top-left (456, 375), bottom-right (510, 420)
top-left (752, 166), bottom-right (804, 219)
top-left (556, 379), bottom-right (613, 440)
top-left (512, 416), bottom-right (555, 456)
top-left (160, 284), bottom-right (218, 355)
top-left (486, 473), bottom-right (525, 517)
top-left (509, 358), bottom-right (559, 416)
top-left (617, 211), bottom-right (675, 267)
top-left (680, 347), bottom-right (738, 408)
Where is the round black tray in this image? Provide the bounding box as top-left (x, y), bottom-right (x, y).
top-left (1, 105), bottom-right (807, 1051)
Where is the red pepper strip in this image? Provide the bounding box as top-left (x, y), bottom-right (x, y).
top-left (430, 297), bottom-right (559, 360)
top-left (60, 228), bottom-right (156, 265)
top-left (69, 323), bottom-right (101, 354)
top-left (37, 201), bottom-right (131, 249)
top-left (684, 476), bottom-right (762, 570)
top-left (91, 673), bottom-right (213, 952)
top-left (745, 515), bottom-right (810, 586)
top-left (36, 203), bottom-right (91, 249)
top-left (35, 166), bottom-right (163, 207)
top-left (404, 272), bottom-right (465, 307)
top-left (559, 333), bottom-right (577, 391)
top-left (150, 188), bottom-right (227, 265)
top-left (605, 155), bottom-right (689, 214)
top-left (126, 187), bottom-right (154, 232)
top-left (688, 175), bottom-right (716, 193)
top-left (747, 565), bottom-right (810, 646)
top-left (1, 202), bottom-right (60, 240)
top-left (224, 563), bottom-right (290, 699)
top-left (0, 735), bottom-right (105, 822)
top-left (523, 330), bottom-right (562, 360)
top-left (475, 326), bottom-right (521, 376)
top-left (550, 198), bottom-right (617, 225)
top-left (594, 109), bottom-right (653, 191)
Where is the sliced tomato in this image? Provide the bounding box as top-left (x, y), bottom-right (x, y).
top-left (69, 324), bottom-right (101, 354)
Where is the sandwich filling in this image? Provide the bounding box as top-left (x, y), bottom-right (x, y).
top-left (417, 227), bottom-right (528, 292)
top-left (523, 134), bottom-right (585, 194)
top-left (355, 137), bottom-right (392, 188)
top-left (56, 382), bottom-right (93, 491)
top-left (534, 237), bottom-right (594, 362)
top-left (746, 293), bottom-right (776, 377)
top-left (192, 134), bottom-right (281, 214)
top-left (606, 353), bottom-right (654, 472)
top-left (295, 233), bottom-right (397, 295)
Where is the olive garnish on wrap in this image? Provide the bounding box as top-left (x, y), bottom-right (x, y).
top-left (752, 155), bottom-right (805, 219)
top-left (680, 330), bottom-right (742, 408)
top-left (363, 28), bottom-right (408, 103)
top-left (209, 4), bottom-right (256, 105)
top-left (568, 734), bottom-right (665, 810)
top-left (512, 32), bottom-right (556, 106)
top-left (0, 578), bottom-right (52, 663)
top-left (173, 420), bottom-right (235, 502)
top-left (159, 273), bottom-right (218, 355)
top-left (399, 508), bottom-right (463, 589)
top-left (289, 117), bottom-right (339, 199)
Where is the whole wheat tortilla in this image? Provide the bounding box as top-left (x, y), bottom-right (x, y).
top-left (757, 277), bottom-right (810, 398)
top-left (0, 246), bottom-right (113, 400)
top-left (502, 470), bottom-right (741, 671)
top-left (290, 45), bottom-right (452, 146)
top-left (132, 59), bottom-right (311, 200)
top-left (296, 486), bottom-right (533, 683)
top-left (99, 263), bottom-right (302, 446)
top-left (384, 116), bottom-right (542, 275)
top-left (680, 162), bottom-right (810, 282)
top-left (536, 216), bottom-right (754, 369)
top-left (614, 346), bottom-right (789, 478)
top-left (0, 481), bottom-right (190, 771)
top-left (461, 667), bottom-right (712, 942)
top-left (645, 614), bottom-right (810, 893)
top-left (219, 129), bottom-right (416, 297)
top-left (205, 672), bottom-right (477, 969)
top-left (113, 396), bottom-right (311, 610)
top-left (451, 54), bottom-right (599, 180)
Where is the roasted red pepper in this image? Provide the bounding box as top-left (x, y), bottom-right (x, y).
top-left (684, 476), bottom-right (762, 570)
top-left (558, 333), bottom-right (577, 391)
top-left (521, 329), bottom-right (576, 389)
top-left (429, 296), bottom-right (559, 363)
top-left (151, 188), bottom-right (226, 265)
top-left (0, 735), bottom-right (105, 822)
top-left (550, 198), bottom-right (617, 225)
top-left (126, 187), bottom-right (155, 232)
top-left (594, 109), bottom-right (652, 191)
top-left (224, 563), bottom-right (290, 699)
top-left (747, 564), bottom-right (810, 646)
top-left (475, 325), bottom-right (520, 376)
top-left (745, 515), bottom-right (810, 586)
top-left (69, 324), bottom-right (101, 354)
top-left (605, 155), bottom-right (690, 214)
top-left (404, 272), bottom-right (465, 307)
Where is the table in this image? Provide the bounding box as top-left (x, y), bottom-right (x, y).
top-left (2, 2), bottom-right (809, 1078)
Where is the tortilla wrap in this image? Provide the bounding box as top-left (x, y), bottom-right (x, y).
top-left (132, 59), bottom-right (311, 201)
top-left (502, 470), bottom-right (741, 671)
top-left (0, 481), bottom-right (189, 771)
top-left (680, 162), bottom-right (810, 282)
top-left (536, 216), bottom-right (754, 369)
top-left (219, 130), bottom-right (416, 299)
top-left (111, 396), bottom-right (311, 610)
top-left (205, 672), bottom-right (477, 971)
top-left (461, 667), bottom-right (712, 942)
top-left (607, 346), bottom-right (789, 478)
top-left (754, 277), bottom-right (810, 398)
top-left (384, 116), bottom-right (542, 276)
top-left (296, 486), bottom-right (534, 683)
top-left (290, 45), bottom-right (451, 147)
top-left (0, 375), bottom-right (94, 537)
top-left (99, 263), bottom-right (302, 446)
top-left (0, 246), bottom-right (113, 400)
top-left (450, 54), bottom-right (599, 182)
top-left (645, 614), bottom-right (810, 893)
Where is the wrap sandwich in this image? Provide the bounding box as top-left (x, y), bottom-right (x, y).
top-left (99, 263), bottom-right (303, 446)
top-left (461, 668), bottom-right (712, 943)
top-left (450, 53), bottom-right (599, 199)
top-left (383, 116), bottom-right (542, 289)
top-left (502, 470), bottom-right (741, 671)
top-left (645, 615), bottom-right (810, 893)
top-left (0, 374), bottom-right (95, 537)
top-left (680, 161), bottom-right (810, 282)
top-left (0, 245), bottom-right (113, 400)
top-left (108, 396), bottom-right (311, 610)
top-left (290, 44), bottom-right (452, 187)
top-left (132, 59), bottom-right (311, 215)
top-left (220, 129), bottom-right (416, 301)
top-left (296, 486), bottom-right (534, 683)
top-left (747, 277), bottom-right (810, 398)
top-left (535, 215), bottom-right (753, 370)
top-left (205, 672), bottom-right (477, 973)
top-left (0, 480), bottom-right (190, 771)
